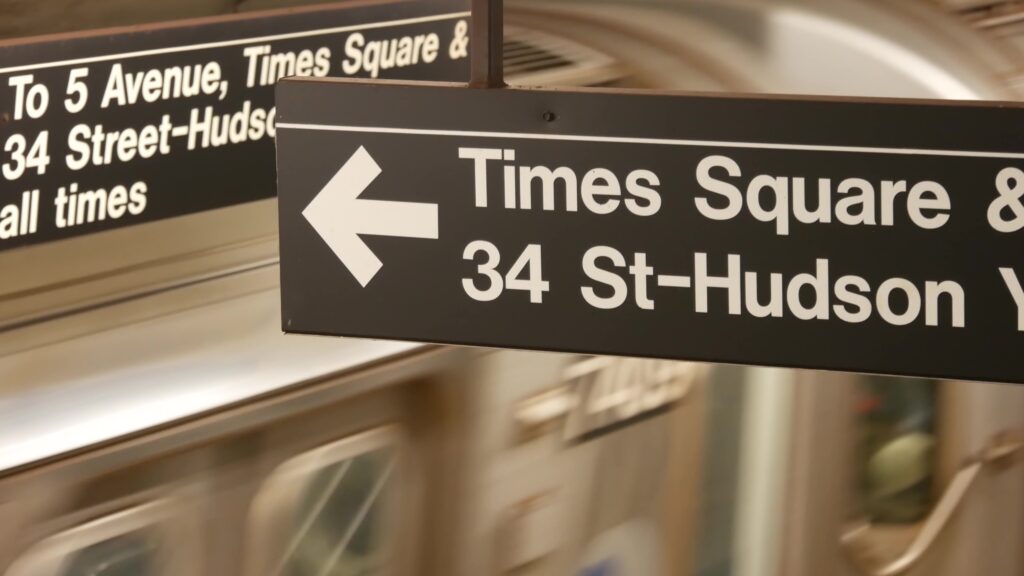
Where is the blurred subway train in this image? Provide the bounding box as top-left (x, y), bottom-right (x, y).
top-left (1, 1), bottom-right (1023, 575)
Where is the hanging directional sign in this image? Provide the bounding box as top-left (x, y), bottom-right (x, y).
top-left (276, 78), bottom-right (1024, 385)
top-left (0, 1), bottom-right (469, 251)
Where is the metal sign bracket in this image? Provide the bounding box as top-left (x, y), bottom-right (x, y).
top-left (469, 0), bottom-right (505, 88)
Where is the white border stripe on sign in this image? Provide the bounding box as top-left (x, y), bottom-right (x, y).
top-left (276, 122), bottom-right (1024, 160)
top-left (0, 11), bottom-right (470, 75)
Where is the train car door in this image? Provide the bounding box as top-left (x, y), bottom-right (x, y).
top-left (778, 372), bottom-right (1024, 576)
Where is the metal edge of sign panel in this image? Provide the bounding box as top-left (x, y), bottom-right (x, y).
top-left (273, 78), bottom-right (1024, 154)
top-left (277, 75), bottom-right (1024, 112)
top-left (0, 0), bottom-right (464, 51)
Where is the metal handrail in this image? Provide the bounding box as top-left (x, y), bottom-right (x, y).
top-left (841, 429), bottom-right (1023, 576)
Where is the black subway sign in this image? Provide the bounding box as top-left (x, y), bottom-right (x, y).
top-left (276, 79), bottom-right (1024, 385)
top-left (0, 2), bottom-right (469, 250)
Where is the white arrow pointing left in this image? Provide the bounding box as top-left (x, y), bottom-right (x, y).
top-left (303, 146), bottom-right (439, 287)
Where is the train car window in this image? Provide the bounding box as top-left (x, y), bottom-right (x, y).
top-left (854, 376), bottom-right (939, 524)
top-left (283, 448), bottom-right (394, 575)
top-left (4, 499), bottom-right (186, 576)
top-left (60, 531), bottom-right (158, 576)
top-left (246, 426), bottom-right (402, 576)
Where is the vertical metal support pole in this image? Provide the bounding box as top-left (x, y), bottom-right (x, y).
top-left (469, 0), bottom-right (504, 88)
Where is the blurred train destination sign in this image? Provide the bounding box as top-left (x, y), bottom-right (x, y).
top-left (277, 79), bottom-right (1024, 385)
top-left (0, 1), bottom-right (469, 251)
